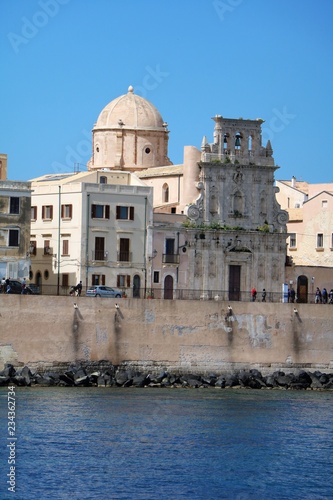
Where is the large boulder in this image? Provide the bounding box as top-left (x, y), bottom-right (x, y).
top-left (115, 371), bottom-right (128, 386)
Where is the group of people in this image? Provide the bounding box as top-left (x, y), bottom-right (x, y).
top-left (1, 277), bottom-right (10, 293)
top-left (69, 281), bottom-right (83, 297)
top-left (251, 288), bottom-right (267, 302)
top-left (1, 277), bottom-right (29, 294)
top-left (315, 287), bottom-right (333, 304)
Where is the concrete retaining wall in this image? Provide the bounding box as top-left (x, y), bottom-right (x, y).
top-left (0, 295), bottom-right (332, 374)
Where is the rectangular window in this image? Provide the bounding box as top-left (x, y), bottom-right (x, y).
top-left (116, 206), bottom-right (134, 220)
top-left (289, 233), bottom-right (296, 248)
top-left (165, 238), bottom-right (175, 254)
top-left (322, 200), bottom-right (328, 208)
top-left (62, 274), bottom-right (69, 287)
top-left (62, 239), bottom-right (69, 255)
top-left (42, 205), bottom-right (53, 220)
top-left (30, 241), bottom-right (37, 256)
top-left (31, 206), bottom-right (37, 220)
top-left (117, 275), bottom-right (131, 287)
top-left (153, 271), bottom-right (160, 283)
top-left (92, 274), bottom-right (105, 285)
top-left (118, 238), bottom-right (130, 262)
top-left (44, 239), bottom-right (51, 255)
top-left (8, 229), bottom-right (19, 246)
top-left (91, 204), bottom-right (110, 219)
top-left (317, 233), bottom-right (323, 248)
top-left (61, 204), bottom-right (73, 219)
top-left (94, 237), bottom-right (105, 260)
top-left (10, 197), bottom-right (20, 214)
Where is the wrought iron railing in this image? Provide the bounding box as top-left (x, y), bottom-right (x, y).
top-left (16, 285), bottom-right (323, 304)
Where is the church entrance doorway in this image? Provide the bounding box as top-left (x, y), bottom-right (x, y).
top-left (229, 265), bottom-right (241, 301)
top-left (297, 275), bottom-right (308, 303)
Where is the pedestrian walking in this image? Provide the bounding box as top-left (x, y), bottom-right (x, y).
top-left (262, 289), bottom-right (266, 302)
top-left (251, 287), bottom-right (257, 302)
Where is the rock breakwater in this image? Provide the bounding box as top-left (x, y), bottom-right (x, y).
top-left (1, 363), bottom-right (333, 390)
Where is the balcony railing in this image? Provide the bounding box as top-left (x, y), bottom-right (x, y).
top-left (92, 250), bottom-right (107, 261)
top-left (117, 251), bottom-right (132, 262)
top-left (23, 285), bottom-right (318, 304)
top-left (162, 253), bottom-right (180, 264)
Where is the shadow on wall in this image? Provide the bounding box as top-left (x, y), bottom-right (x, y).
top-left (72, 303), bottom-right (84, 358)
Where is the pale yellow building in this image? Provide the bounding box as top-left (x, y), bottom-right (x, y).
top-left (276, 178), bottom-right (333, 302)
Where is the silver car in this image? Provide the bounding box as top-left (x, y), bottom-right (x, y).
top-left (86, 285), bottom-right (122, 298)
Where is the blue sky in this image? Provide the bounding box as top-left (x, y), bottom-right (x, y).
top-left (1, 0), bottom-right (333, 183)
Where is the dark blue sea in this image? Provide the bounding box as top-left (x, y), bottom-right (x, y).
top-left (0, 387), bottom-right (332, 500)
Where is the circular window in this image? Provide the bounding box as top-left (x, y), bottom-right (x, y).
top-left (44, 270), bottom-right (49, 280)
top-left (145, 147), bottom-right (151, 154)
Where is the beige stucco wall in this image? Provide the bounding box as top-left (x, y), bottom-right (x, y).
top-left (1, 296), bottom-right (332, 374)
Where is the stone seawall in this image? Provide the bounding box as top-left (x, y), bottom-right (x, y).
top-left (0, 295), bottom-right (333, 375)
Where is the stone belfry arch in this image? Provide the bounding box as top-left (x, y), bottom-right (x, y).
top-left (88, 86), bottom-right (172, 171)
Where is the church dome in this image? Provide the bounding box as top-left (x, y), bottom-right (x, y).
top-left (94, 86), bottom-right (165, 130)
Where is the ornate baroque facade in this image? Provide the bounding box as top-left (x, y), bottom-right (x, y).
top-left (86, 87), bottom-right (289, 299)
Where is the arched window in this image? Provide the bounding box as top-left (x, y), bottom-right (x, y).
top-left (223, 134), bottom-right (229, 150)
top-left (235, 132), bottom-right (242, 150)
top-left (248, 135), bottom-right (252, 151)
top-left (163, 183), bottom-right (169, 203)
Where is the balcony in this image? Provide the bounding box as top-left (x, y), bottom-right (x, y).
top-left (93, 250), bottom-right (107, 261)
top-left (117, 251), bottom-right (132, 263)
top-left (162, 253), bottom-right (180, 264)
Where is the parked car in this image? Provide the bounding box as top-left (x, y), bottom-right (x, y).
top-left (6, 280), bottom-right (36, 295)
top-left (27, 283), bottom-right (40, 294)
top-left (86, 285), bottom-right (122, 298)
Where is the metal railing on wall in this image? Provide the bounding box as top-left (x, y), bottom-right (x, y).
top-left (13, 285), bottom-right (328, 304)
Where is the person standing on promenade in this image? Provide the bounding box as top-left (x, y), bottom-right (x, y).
top-left (329, 289), bottom-right (333, 304)
top-left (315, 287), bottom-right (322, 304)
top-left (322, 288), bottom-right (328, 304)
top-left (290, 287), bottom-right (296, 303)
top-left (251, 287), bottom-right (257, 302)
top-left (262, 289), bottom-right (266, 302)
top-left (76, 281), bottom-right (83, 296)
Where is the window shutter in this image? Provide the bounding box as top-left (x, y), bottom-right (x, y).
top-left (130, 207), bottom-right (134, 220)
top-left (61, 205), bottom-right (64, 218)
top-left (105, 205), bottom-right (110, 219)
top-left (102, 274), bottom-right (105, 285)
top-left (63, 240), bottom-right (69, 255)
top-left (69, 204), bottom-right (72, 218)
top-left (126, 275), bottom-right (130, 287)
top-left (91, 205), bottom-right (96, 218)
top-left (42, 206), bottom-right (45, 219)
top-left (116, 206), bottom-right (120, 219)
top-left (117, 275), bottom-right (120, 287)
top-left (50, 206), bottom-right (53, 219)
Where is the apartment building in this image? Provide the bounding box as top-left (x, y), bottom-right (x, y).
top-left (276, 178), bottom-right (333, 302)
top-left (30, 170), bottom-right (153, 295)
top-left (0, 178), bottom-right (31, 281)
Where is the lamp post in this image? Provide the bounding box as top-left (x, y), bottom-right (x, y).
top-left (57, 185), bottom-right (61, 296)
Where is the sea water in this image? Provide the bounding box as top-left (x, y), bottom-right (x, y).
top-left (0, 387), bottom-right (332, 500)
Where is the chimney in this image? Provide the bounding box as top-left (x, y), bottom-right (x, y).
top-left (291, 176), bottom-right (296, 188)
